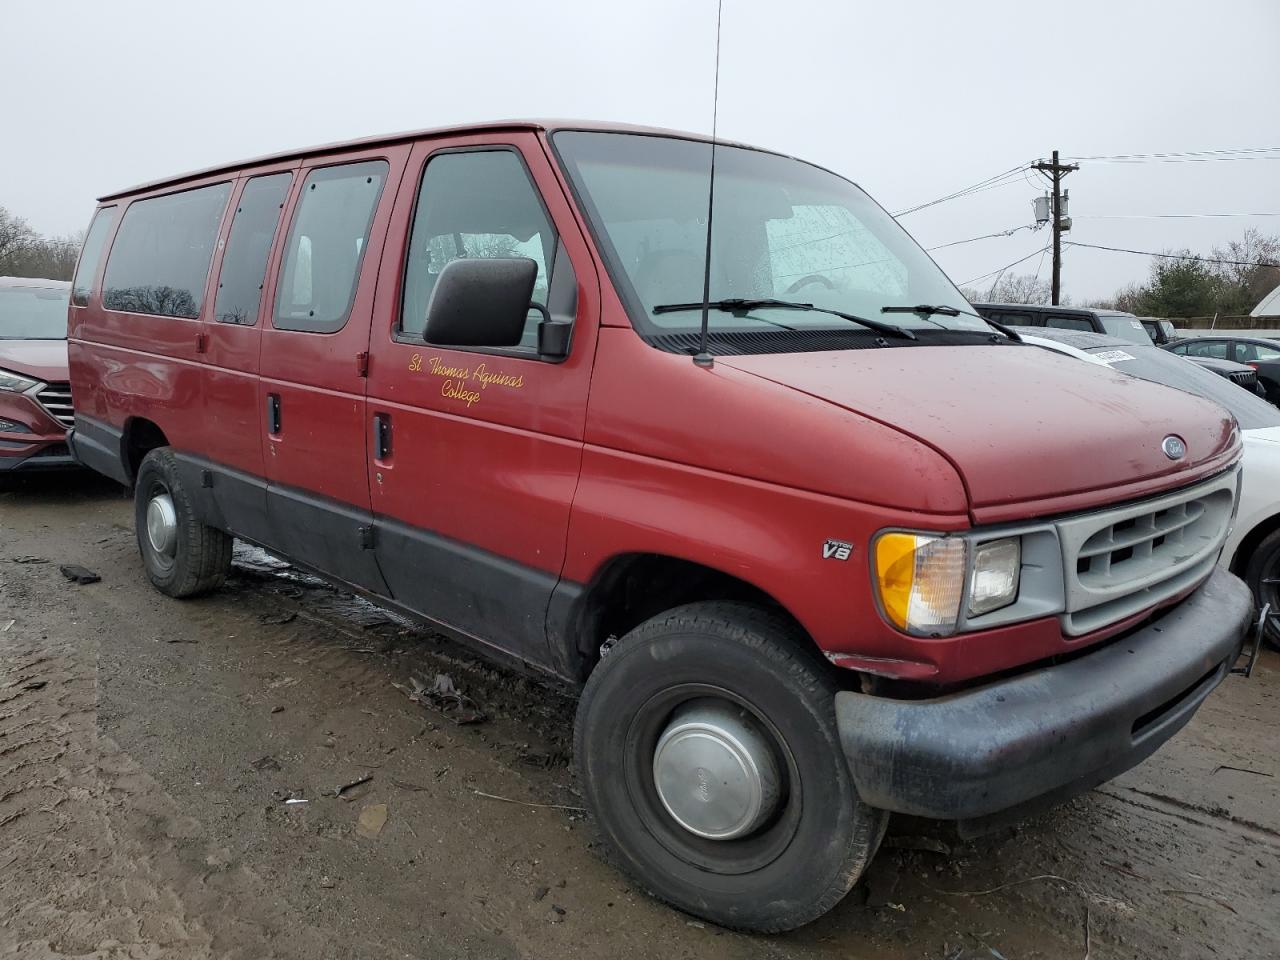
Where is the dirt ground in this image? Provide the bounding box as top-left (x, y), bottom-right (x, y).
top-left (2, 473), bottom-right (1277, 960)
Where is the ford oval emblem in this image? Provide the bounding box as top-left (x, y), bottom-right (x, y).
top-left (1162, 435), bottom-right (1187, 460)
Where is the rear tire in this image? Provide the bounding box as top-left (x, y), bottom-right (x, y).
top-left (1243, 528), bottom-right (1280, 651)
top-left (574, 602), bottom-right (887, 932)
top-left (134, 448), bottom-right (231, 598)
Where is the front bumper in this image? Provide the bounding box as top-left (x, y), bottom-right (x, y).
top-left (835, 567), bottom-right (1252, 824)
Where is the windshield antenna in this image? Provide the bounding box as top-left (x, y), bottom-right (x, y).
top-left (694, 0), bottom-right (724, 369)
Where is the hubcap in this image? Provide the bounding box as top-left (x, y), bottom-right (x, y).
top-left (652, 698), bottom-right (781, 840)
top-left (146, 493), bottom-right (178, 558)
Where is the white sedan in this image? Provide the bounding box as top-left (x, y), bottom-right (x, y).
top-left (1017, 328), bottom-right (1280, 648)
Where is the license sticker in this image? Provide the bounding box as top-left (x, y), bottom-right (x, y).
top-left (1092, 349), bottom-right (1135, 365)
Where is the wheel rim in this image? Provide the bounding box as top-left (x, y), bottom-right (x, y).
top-left (623, 683), bottom-right (801, 875)
top-left (145, 492), bottom-right (178, 558)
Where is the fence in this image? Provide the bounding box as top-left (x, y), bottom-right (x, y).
top-left (1170, 315), bottom-right (1280, 330)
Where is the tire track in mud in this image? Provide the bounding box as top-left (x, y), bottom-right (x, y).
top-left (0, 565), bottom-right (329, 960)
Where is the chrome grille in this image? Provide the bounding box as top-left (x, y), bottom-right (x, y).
top-left (36, 382), bottom-right (75, 429)
top-left (1057, 469), bottom-right (1238, 635)
top-left (1228, 370), bottom-right (1257, 388)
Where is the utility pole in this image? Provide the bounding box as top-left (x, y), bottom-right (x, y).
top-left (1032, 151), bottom-right (1078, 304)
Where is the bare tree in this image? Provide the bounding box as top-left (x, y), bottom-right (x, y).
top-left (962, 272), bottom-right (1054, 305)
top-left (0, 206), bottom-right (39, 267)
top-left (1210, 228), bottom-right (1280, 312)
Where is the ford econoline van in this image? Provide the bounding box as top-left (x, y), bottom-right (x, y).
top-left (67, 121), bottom-right (1253, 932)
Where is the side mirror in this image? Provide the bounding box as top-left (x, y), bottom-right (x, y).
top-left (423, 257), bottom-right (538, 348)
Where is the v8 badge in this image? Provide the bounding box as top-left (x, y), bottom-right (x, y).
top-left (822, 539), bottom-right (853, 561)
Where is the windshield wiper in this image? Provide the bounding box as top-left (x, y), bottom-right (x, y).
top-left (880, 303), bottom-right (1022, 342)
top-left (881, 303), bottom-right (961, 317)
top-left (653, 298), bottom-right (916, 341)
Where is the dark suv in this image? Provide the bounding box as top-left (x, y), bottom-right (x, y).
top-left (1141, 317), bottom-right (1179, 345)
top-left (974, 302), bottom-right (1154, 345)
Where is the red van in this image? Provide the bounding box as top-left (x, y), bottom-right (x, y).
top-left (67, 121), bottom-right (1253, 932)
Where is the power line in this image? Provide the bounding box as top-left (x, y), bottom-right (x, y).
top-left (958, 245), bottom-right (1052, 287)
top-left (1075, 156), bottom-right (1280, 164)
top-left (1063, 241), bottom-right (1272, 268)
top-left (1066, 147), bottom-right (1280, 162)
top-left (893, 164), bottom-right (1031, 217)
top-left (926, 224), bottom-right (1039, 252)
top-left (1072, 212), bottom-right (1280, 220)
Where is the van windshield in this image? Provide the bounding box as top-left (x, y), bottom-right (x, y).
top-left (553, 132), bottom-right (986, 345)
top-left (1099, 314), bottom-right (1155, 346)
top-left (0, 285), bottom-right (70, 339)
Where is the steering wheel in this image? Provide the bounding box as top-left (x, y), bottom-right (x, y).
top-left (784, 274), bottom-right (836, 296)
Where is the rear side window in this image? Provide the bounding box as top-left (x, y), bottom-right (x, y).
top-left (274, 161), bottom-right (387, 333)
top-left (71, 206), bottom-right (118, 306)
top-left (214, 173), bottom-right (293, 325)
top-left (102, 183), bottom-right (231, 318)
top-left (982, 310), bottom-right (1034, 326)
top-left (1044, 315), bottom-right (1093, 332)
top-left (1238, 342), bottom-right (1280, 362)
top-left (400, 150), bottom-right (554, 344)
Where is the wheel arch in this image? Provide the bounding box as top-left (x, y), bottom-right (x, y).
top-left (548, 551), bottom-right (822, 685)
top-left (1230, 510), bottom-right (1280, 577)
top-left (121, 416), bottom-right (170, 486)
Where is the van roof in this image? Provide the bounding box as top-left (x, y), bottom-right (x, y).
top-left (96, 119), bottom-right (762, 202)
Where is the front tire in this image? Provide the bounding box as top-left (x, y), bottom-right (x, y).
top-left (1243, 528), bottom-right (1280, 650)
top-left (574, 602), bottom-right (887, 932)
top-left (134, 448), bottom-right (231, 598)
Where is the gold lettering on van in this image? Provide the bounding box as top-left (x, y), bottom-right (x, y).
top-left (414, 355), bottom-right (526, 407)
top-left (441, 379), bottom-right (481, 408)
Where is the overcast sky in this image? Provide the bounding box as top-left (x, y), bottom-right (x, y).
top-left (5, 0), bottom-right (1279, 301)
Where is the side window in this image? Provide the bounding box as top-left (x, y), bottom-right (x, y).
top-left (986, 310), bottom-right (1033, 326)
top-left (1187, 340), bottom-right (1228, 359)
top-left (1170, 342), bottom-right (1188, 355)
top-left (102, 183), bottom-right (231, 318)
top-left (275, 161), bottom-right (388, 333)
top-left (401, 150), bottom-right (555, 346)
top-left (71, 206), bottom-right (118, 306)
top-left (1252, 344), bottom-right (1280, 361)
top-left (1045, 316), bottom-right (1092, 332)
top-left (214, 173), bottom-right (293, 325)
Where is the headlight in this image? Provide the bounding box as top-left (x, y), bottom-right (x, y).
top-left (0, 369), bottom-right (39, 393)
top-left (874, 533), bottom-right (967, 636)
top-left (968, 537), bottom-right (1021, 617)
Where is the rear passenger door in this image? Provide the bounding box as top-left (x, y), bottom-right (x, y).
top-left (364, 133), bottom-right (599, 670)
top-left (199, 164), bottom-right (297, 534)
top-left (258, 148), bottom-right (409, 591)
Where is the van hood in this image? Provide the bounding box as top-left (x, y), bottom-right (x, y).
top-left (721, 344), bottom-right (1239, 523)
top-left (0, 339), bottom-right (68, 383)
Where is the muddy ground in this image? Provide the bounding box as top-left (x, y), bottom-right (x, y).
top-left (1, 473), bottom-right (1277, 960)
